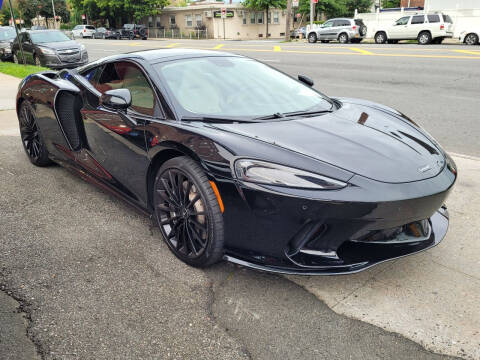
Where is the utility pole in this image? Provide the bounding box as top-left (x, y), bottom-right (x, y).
top-left (284, 0), bottom-right (292, 42)
top-left (8, 0), bottom-right (26, 64)
top-left (310, 0), bottom-right (314, 27)
top-left (51, 0), bottom-right (57, 29)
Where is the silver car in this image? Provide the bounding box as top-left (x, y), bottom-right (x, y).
top-left (308, 18), bottom-right (367, 44)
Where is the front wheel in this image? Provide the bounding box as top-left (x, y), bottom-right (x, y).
top-left (153, 157), bottom-right (225, 267)
top-left (308, 32), bottom-right (317, 43)
top-left (18, 101), bottom-right (52, 166)
top-left (465, 33), bottom-right (479, 45)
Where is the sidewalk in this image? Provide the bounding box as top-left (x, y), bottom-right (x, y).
top-left (0, 73), bottom-right (21, 111)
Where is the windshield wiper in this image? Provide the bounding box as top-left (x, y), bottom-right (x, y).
top-left (254, 112), bottom-right (286, 120)
top-left (283, 109), bottom-right (333, 117)
top-left (181, 116), bottom-right (256, 124)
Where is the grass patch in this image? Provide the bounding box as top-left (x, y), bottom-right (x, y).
top-left (0, 62), bottom-right (48, 78)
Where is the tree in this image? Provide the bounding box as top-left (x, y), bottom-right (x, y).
top-left (17, 0), bottom-right (70, 26)
top-left (381, 0), bottom-right (400, 8)
top-left (298, 0), bottom-right (347, 21)
top-left (242, 0), bottom-right (286, 39)
top-left (345, 0), bottom-right (373, 14)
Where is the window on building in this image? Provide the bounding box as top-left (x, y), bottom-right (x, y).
top-left (156, 16), bottom-right (161, 28)
top-left (148, 16), bottom-right (153, 27)
top-left (170, 15), bottom-right (176, 25)
top-left (243, 13), bottom-right (247, 25)
top-left (250, 12), bottom-right (255, 24)
top-left (257, 12), bottom-right (264, 24)
top-left (185, 14), bottom-right (193, 27)
top-left (411, 15), bottom-right (425, 24)
top-left (273, 12), bottom-right (279, 24)
top-left (195, 14), bottom-right (202, 27)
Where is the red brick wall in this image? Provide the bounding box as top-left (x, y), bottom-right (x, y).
top-left (400, 0), bottom-right (424, 7)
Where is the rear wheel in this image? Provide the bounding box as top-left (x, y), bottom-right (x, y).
top-left (375, 32), bottom-right (387, 44)
top-left (153, 157), bottom-right (225, 267)
top-left (308, 32), bottom-right (317, 43)
top-left (338, 32), bottom-right (349, 44)
top-left (465, 33), bottom-right (479, 45)
top-left (18, 101), bottom-right (51, 166)
top-left (418, 31), bottom-right (432, 45)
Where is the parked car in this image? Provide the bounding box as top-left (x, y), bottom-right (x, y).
top-left (307, 18), bottom-right (367, 44)
top-left (15, 49), bottom-right (456, 274)
top-left (291, 27), bottom-right (306, 39)
top-left (0, 26), bottom-right (16, 61)
top-left (459, 28), bottom-right (479, 45)
top-left (11, 30), bottom-right (88, 68)
top-left (374, 13), bottom-right (453, 45)
top-left (119, 24), bottom-right (148, 40)
top-left (94, 27), bottom-right (120, 39)
top-left (72, 24), bottom-right (96, 39)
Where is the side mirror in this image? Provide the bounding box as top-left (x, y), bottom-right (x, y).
top-left (100, 88), bottom-right (131, 110)
top-left (298, 75), bottom-right (314, 87)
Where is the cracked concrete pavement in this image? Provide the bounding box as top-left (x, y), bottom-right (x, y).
top-left (0, 105), bottom-right (461, 360)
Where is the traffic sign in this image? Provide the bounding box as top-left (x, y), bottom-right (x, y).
top-left (221, 8), bottom-right (226, 19)
top-left (292, 0), bottom-right (299, 7)
top-left (312, 0), bottom-right (318, 3)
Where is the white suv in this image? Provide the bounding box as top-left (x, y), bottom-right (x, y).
top-left (72, 25), bottom-right (96, 39)
top-left (374, 13), bottom-right (453, 45)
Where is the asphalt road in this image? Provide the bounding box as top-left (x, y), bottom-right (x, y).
top-left (79, 38), bottom-right (480, 157)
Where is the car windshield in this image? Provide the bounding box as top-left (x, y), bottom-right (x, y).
top-left (30, 31), bottom-right (70, 43)
top-left (0, 28), bottom-right (16, 41)
top-left (155, 57), bottom-right (333, 119)
top-left (124, 24), bottom-right (134, 29)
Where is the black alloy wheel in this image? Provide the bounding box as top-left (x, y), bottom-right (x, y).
top-left (308, 32), bottom-right (317, 43)
top-left (153, 157), bottom-right (224, 267)
top-left (18, 101), bottom-right (51, 166)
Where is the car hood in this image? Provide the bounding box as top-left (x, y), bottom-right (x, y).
top-left (38, 40), bottom-right (79, 50)
top-left (212, 98), bottom-right (446, 183)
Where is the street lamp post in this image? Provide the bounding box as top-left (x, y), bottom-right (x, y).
top-left (51, 0), bottom-right (57, 29)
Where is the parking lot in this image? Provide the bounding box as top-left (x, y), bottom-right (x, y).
top-left (1, 38), bottom-right (479, 360)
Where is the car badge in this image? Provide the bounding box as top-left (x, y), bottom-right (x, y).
top-left (419, 165), bottom-right (431, 173)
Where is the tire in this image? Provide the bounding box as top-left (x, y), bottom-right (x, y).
top-left (465, 33), bottom-right (479, 45)
top-left (129, 32), bottom-right (135, 40)
top-left (308, 32), bottom-right (317, 43)
top-left (34, 54), bottom-right (41, 67)
top-left (18, 101), bottom-right (52, 167)
top-left (153, 156), bottom-right (225, 267)
top-left (418, 31), bottom-right (432, 45)
top-left (338, 32), bottom-right (349, 44)
top-left (139, 27), bottom-right (147, 37)
top-left (359, 25), bottom-right (367, 37)
top-left (142, 37), bottom-right (147, 40)
top-left (375, 31), bottom-right (387, 44)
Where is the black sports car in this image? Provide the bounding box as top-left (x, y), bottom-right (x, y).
top-left (15, 49), bottom-right (456, 275)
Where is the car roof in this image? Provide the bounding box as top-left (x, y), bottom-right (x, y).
top-left (103, 48), bottom-right (241, 64)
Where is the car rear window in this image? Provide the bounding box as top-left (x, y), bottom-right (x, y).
top-left (86, 26), bottom-right (95, 30)
top-left (411, 15), bottom-right (425, 24)
top-left (442, 14), bottom-right (452, 23)
top-left (427, 15), bottom-right (440, 23)
top-left (354, 19), bottom-right (364, 26)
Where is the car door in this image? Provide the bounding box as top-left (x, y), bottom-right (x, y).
top-left (408, 15), bottom-right (426, 39)
top-left (389, 16), bottom-right (410, 39)
top-left (318, 20), bottom-right (335, 40)
top-left (332, 20), bottom-right (347, 39)
top-left (21, 33), bottom-right (34, 64)
top-left (77, 61), bottom-right (161, 207)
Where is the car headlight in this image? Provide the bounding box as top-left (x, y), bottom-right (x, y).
top-left (38, 46), bottom-right (55, 55)
top-left (234, 159), bottom-right (347, 190)
top-left (80, 44), bottom-right (86, 51)
top-left (445, 153), bottom-right (457, 175)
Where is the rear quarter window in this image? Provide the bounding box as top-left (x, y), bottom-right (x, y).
top-left (86, 26), bottom-right (95, 30)
top-left (442, 14), bottom-right (453, 23)
top-left (427, 15), bottom-right (440, 23)
top-left (411, 15), bottom-right (425, 24)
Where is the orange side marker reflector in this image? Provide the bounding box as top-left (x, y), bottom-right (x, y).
top-left (209, 181), bottom-right (224, 213)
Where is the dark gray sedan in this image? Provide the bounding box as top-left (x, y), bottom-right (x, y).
top-left (11, 30), bottom-right (88, 69)
top-left (0, 26), bottom-right (16, 61)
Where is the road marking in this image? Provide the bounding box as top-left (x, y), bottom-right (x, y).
top-left (213, 44), bottom-right (224, 49)
top-left (166, 43), bottom-right (180, 48)
top-left (349, 47), bottom-right (374, 55)
top-left (453, 49), bottom-right (480, 56)
top-left (128, 42), bottom-right (142, 46)
top-left (274, 46), bottom-right (282, 52)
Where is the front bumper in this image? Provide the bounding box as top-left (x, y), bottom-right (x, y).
top-left (216, 163), bottom-right (455, 275)
top-left (42, 52), bottom-right (88, 69)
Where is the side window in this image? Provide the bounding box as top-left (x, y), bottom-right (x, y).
top-left (427, 15), bottom-right (440, 23)
top-left (395, 17), bottom-right (409, 26)
top-left (81, 65), bottom-right (103, 85)
top-left (96, 62), bottom-right (156, 116)
top-left (411, 15), bottom-right (425, 24)
top-left (323, 20), bottom-right (334, 28)
top-left (442, 14), bottom-right (452, 23)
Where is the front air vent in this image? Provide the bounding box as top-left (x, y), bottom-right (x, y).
top-left (55, 91), bottom-right (84, 150)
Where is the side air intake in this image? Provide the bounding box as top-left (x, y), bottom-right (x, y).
top-left (55, 91), bottom-right (84, 150)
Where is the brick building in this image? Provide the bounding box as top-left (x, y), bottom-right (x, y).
top-left (400, 0), bottom-right (425, 7)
